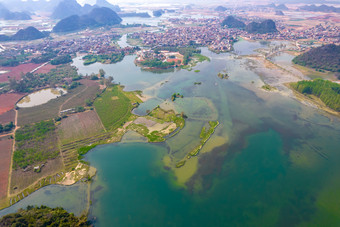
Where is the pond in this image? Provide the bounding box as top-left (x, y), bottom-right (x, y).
top-left (17, 88), bottom-right (67, 108)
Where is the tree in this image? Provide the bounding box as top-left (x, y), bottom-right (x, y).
top-left (105, 76), bottom-right (114, 87)
top-left (99, 69), bottom-right (106, 77)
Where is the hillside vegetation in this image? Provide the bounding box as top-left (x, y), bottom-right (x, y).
top-left (53, 7), bottom-right (122, 33)
top-left (0, 205), bottom-right (90, 226)
top-left (293, 44), bottom-right (340, 72)
top-left (291, 79), bottom-right (340, 111)
top-left (221, 16), bottom-right (245, 29)
top-left (246, 20), bottom-right (277, 34)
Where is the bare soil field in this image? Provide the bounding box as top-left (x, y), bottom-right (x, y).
top-left (0, 64), bottom-right (40, 83)
top-left (0, 93), bottom-right (25, 115)
top-left (17, 85), bottom-right (85, 126)
top-left (0, 136), bottom-right (13, 199)
top-left (10, 157), bottom-right (64, 194)
top-left (58, 110), bottom-right (105, 143)
top-left (0, 109), bottom-right (15, 125)
top-left (34, 64), bottom-right (56, 74)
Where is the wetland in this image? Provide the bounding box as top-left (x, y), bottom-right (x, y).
top-left (2, 39), bottom-right (340, 227)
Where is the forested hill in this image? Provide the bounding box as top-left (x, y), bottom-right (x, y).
top-left (245, 19), bottom-right (277, 34)
top-left (293, 44), bottom-right (340, 72)
top-left (53, 7), bottom-right (122, 33)
top-left (221, 16), bottom-right (245, 29)
top-left (0, 26), bottom-right (46, 41)
top-left (0, 206), bottom-right (90, 226)
top-left (0, 3), bottom-right (31, 20)
top-left (291, 79), bottom-right (340, 112)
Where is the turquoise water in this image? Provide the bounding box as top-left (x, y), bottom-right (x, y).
top-left (3, 40), bottom-right (340, 226)
top-left (0, 183), bottom-right (88, 217)
top-left (81, 41), bottom-right (340, 226)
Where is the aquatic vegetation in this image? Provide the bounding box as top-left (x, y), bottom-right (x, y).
top-left (176, 160), bottom-right (186, 168)
top-left (261, 83), bottom-right (276, 91)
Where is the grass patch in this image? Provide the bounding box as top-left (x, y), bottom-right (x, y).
top-left (193, 54), bottom-right (210, 62)
top-left (94, 85), bottom-right (133, 131)
top-left (194, 70), bottom-right (200, 73)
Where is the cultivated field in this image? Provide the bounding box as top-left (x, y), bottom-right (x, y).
top-left (94, 85), bottom-right (133, 130)
top-left (0, 136), bottom-right (12, 199)
top-left (0, 93), bottom-right (25, 115)
top-left (14, 120), bottom-right (59, 170)
top-left (0, 109), bottom-right (15, 125)
top-left (34, 64), bottom-right (56, 74)
top-left (0, 64), bottom-right (40, 83)
top-left (61, 79), bottom-right (101, 110)
top-left (17, 85), bottom-right (85, 126)
top-left (58, 110), bottom-right (105, 143)
top-left (10, 157), bottom-right (64, 194)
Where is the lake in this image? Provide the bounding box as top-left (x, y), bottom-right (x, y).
top-left (3, 39), bottom-right (340, 226)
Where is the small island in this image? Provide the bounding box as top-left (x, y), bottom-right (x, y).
top-left (218, 72), bottom-right (229, 79)
top-left (135, 47), bottom-right (209, 72)
top-left (176, 120), bottom-right (219, 168)
top-left (171, 93), bottom-right (184, 101)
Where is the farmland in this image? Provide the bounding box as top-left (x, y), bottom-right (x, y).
top-left (0, 136), bottom-right (13, 199)
top-left (34, 64), bottom-right (56, 74)
top-left (13, 120), bottom-right (59, 170)
top-left (0, 93), bottom-right (25, 114)
top-left (61, 80), bottom-right (101, 110)
top-left (94, 85), bottom-right (139, 130)
top-left (0, 64), bottom-right (40, 83)
top-left (58, 110), bottom-right (105, 143)
top-left (10, 157), bottom-right (64, 194)
top-left (0, 110), bottom-right (15, 125)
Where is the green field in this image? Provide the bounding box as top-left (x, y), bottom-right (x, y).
top-left (14, 120), bottom-right (59, 169)
top-left (94, 85), bottom-right (134, 130)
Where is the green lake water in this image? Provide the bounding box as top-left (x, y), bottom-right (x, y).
top-left (2, 40), bottom-right (340, 226)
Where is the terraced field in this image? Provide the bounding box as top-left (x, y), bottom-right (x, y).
top-left (57, 110), bottom-right (105, 143)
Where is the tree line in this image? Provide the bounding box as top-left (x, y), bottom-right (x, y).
top-left (291, 79), bottom-right (340, 111)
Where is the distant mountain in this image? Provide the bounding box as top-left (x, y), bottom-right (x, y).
top-left (275, 4), bottom-right (288, 10)
top-left (51, 0), bottom-right (83, 19)
top-left (293, 44), bottom-right (340, 72)
top-left (119, 12), bottom-right (151, 18)
top-left (300, 4), bottom-right (340, 13)
top-left (246, 20), bottom-right (277, 34)
top-left (0, 3), bottom-right (31, 20)
top-left (275, 10), bottom-right (284, 16)
top-left (221, 16), bottom-right (245, 29)
top-left (53, 7), bottom-right (122, 33)
top-left (0, 26), bottom-right (46, 41)
top-left (215, 6), bottom-right (227, 12)
top-left (153, 9), bottom-right (164, 17)
top-left (96, 0), bottom-right (120, 12)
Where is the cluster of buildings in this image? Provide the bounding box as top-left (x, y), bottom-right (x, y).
top-left (0, 29), bottom-right (136, 62)
top-left (131, 17), bottom-right (339, 50)
top-left (135, 49), bottom-right (184, 68)
top-left (131, 25), bottom-right (237, 52)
